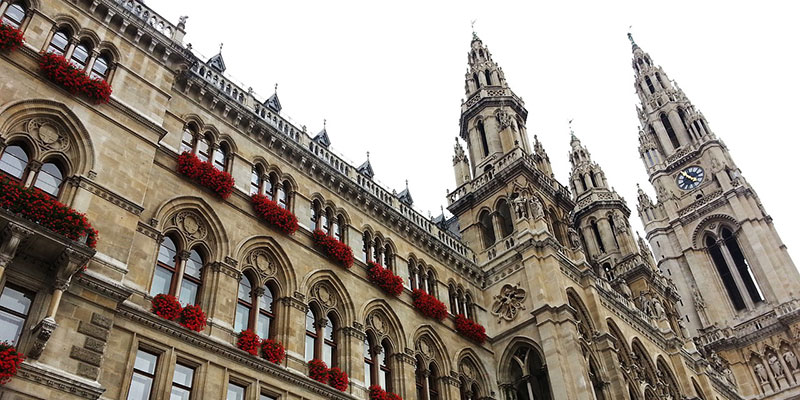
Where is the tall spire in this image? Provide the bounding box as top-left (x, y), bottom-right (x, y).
top-left (464, 34), bottom-right (509, 96)
top-left (568, 130), bottom-right (608, 199)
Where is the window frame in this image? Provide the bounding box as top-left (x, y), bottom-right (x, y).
top-left (1, 2), bottom-right (26, 29)
top-left (126, 348), bottom-right (161, 400)
top-left (0, 281), bottom-right (36, 346)
top-left (169, 361), bottom-right (196, 400)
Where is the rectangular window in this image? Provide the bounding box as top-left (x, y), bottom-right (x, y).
top-left (170, 363), bottom-right (195, 400)
top-left (260, 394), bottom-right (277, 400)
top-left (127, 349), bottom-right (159, 400)
top-left (0, 283), bottom-right (34, 345)
top-left (227, 382), bottom-right (246, 400)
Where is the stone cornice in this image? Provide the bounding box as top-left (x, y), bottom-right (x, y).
top-left (73, 271), bottom-right (134, 304)
top-left (70, 176), bottom-right (145, 216)
top-left (17, 361), bottom-right (105, 399)
top-left (117, 303), bottom-right (357, 400)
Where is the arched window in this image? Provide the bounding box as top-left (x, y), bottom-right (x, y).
top-left (660, 113), bottom-right (680, 149)
top-left (465, 293), bottom-right (474, 320)
top-left (644, 76), bottom-right (655, 94)
top-left (195, 136), bottom-right (210, 162)
top-left (479, 210), bottom-right (495, 248)
top-left (415, 359), bottom-right (426, 400)
top-left (70, 42), bottom-right (91, 70)
top-left (484, 70), bottom-right (492, 86)
top-left (212, 143), bottom-right (227, 171)
top-left (33, 161), bottom-right (64, 197)
top-left (179, 249), bottom-right (204, 305)
top-left (655, 72), bottom-right (666, 89)
top-left (180, 126), bottom-right (196, 154)
top-left (591, 220), bottom-right (606, 253)
top-left (428, 363), bottom-right (440, 400)
top-left (497, 200), bottom-right (514, 238)
top-left (305, 308), bottom-right (337, 366)
top-left (426, 270), bottom-right (436, 297)
top-left (304, 308), bottom-right (318, 362)
top-left (580, 175), bottom-right (587, 191)
top-left (47, 30), bottom-right (70, 55)
top-left (262, 173), bottom-right (275, 201)
top-left (277, 180), bottom-right (289, 209)
top-left (473, 73), bottom-right (480, 89)
top-left (322, 313), bottom-right (337, 366)
top-left (706, 235), bottom-right (745, 311)
top-left (366, 336), bottom-right (393, 390)
top-left (2, 2), bottom-right (26, 29)
top-left (477, 121), bottom-right (490, 157)
top-left (0, 145), bottom-right (29, 180)
top-left (507, 346), bottom-right (551, 400)
top-left (150, 236), bottom-right (178, 297)
top-left (363, 232), bottom-right (372, 262)
top-left (678, 108), bottom-right (691, 138)
top-left (250, 166), bottom-right (262, 196)
top-left (364, 336), bottom-right (376, 388)
top-left (234, 275), bottom-right (254, 333)
top-left (90, 55), bottom-right (110, 80)
top-left (607, 216), bottom-right (620, 249)
top-left (384, 244), bottom-right (393, 269)
top-left (378, 339), bottom-right (392, 390)
top-left (257, 284), bottom-right (276, 339)
top-left (321, 207), bottom-right (330, 234)
top-left (334, 215), bottom-right (345, 242)
top-left (373, 237), bottom-right (383, 265)
top-left (589, 171), bottom-right (597, 187)
top-left (408, 259), bottom-right (416, 290)
top-left (721, 228), bottom-right (764, 303)
top-left (448, 285), bottom-right (457, 314)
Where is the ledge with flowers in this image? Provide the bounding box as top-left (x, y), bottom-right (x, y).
top-left (251, 194), bottom-right (298, 235)
top-left (0, 22), bottom-right (25, 53)
top-left (177, 152), bottom-right (235, 199)
top-left (39, 52), bottom-right (112, 104)
top-left (307, 359), bottom-right (349, 392)
top-left (367, 261), bottom-right (404, 296)
top-left (312, 229), bottom-right (353, 268)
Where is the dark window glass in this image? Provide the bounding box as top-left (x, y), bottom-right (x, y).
top-left (707, 236), bottom-right (745, 311)
top-left (250, 167), bottom-right (261, 196)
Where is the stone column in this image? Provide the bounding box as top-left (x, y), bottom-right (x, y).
top-left (205, 259), bottom-right (239, 340)
top-left (534, 305), bottom-right (594, 400)
top-left (0, 223), bottom-right (33, 280)
top-left (172, 250), bottom-right (190, 300)
top-left (280, 293), bottom-right (308, 373)
top-left (394, 351), bottom-right (417, 399)
top-left (441, 374), bottom-right (461, 400)
top-left (341, 324), bottom-right (367, 394)
top-left (594, 334), bottom-right (630, 399)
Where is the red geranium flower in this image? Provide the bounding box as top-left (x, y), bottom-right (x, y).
top-left (261, 339), bottom-right (285, 364)
top-left (454, 314), bottom-right (488, 344)
top-left (411, 289), bottom-right (447, 321)
top-left (0, 342), bottom-right (23, 385)
top-left (327, 366), bottom-right (349, 391)
top-left (312, 229), bottom-right (353, 268)
top-left (39, 52), bottom-right (112, 104)
top-left (178, 304), bottom-right (207, 332)
top-left (367, 261), bottom-right (404, 296)
top-left (251, 194), bottom-right (299, 235)
top-left (369, 385), bottom-right (403, 400)
top-left (0, 23), bottom-right (24, 52)
top-left (177, 152), bottom-right (235, 199)
top-left (236, 330), bottom-right (260, 356)
top-left (308, 359), bottom-right (328, 383)
top-left (151, 294), bottom-right (181, 320)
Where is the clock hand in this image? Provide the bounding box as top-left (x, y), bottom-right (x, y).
top-left (680, 171), bottom-right (698, 182)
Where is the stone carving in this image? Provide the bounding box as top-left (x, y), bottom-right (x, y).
top-left (417, 337), bottom-right (433, 359)
top-left (245, 249), bottom-right (276, 278)
top-left (367, 311), bottom-right (387, 336)
top-left (28, 118), bottom-right (69, 151)
top-left (496, 109), bottom-right (514, 131)
top-left (491, 283), bottom-right (526, 322)
top-left (512, 194), bottom-right (528, 220)
top-left (652, 298), bottom-right (665, 319)
top-left (754, 363), bottom-right (769, 383)
top-left (174, 210), bottom-right (207, 242)
top-left (529, 197), bottom-right (544, 219)
top-left (723, 367), bottom-right (736, 387)
top-left (568, 228), bottom-right (582, 250)
top-left (27, 317), bottom-right (58, 359)
top-left (768, 352), bottom-right (784, 377)
top-left (784, 349), bottom-right (798, 371)
top-left (312, 282), bottom-right (336, 309)
top-left (613, 212), bottom-right (628, 233)
top-left (618, 281), bottom-right (633, 299)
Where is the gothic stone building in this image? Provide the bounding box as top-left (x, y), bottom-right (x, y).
top-left (0, 1), bottom-right (798, 400)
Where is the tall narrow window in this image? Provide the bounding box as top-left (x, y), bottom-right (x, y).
top-left (465, 294), bottom-right (474, 320)
top-left (321, 208), bottom-right (330, 234)
top-left (127, 349), bottom-right (159, 400)
top-left (70, 43), bottom-right (91, 70)
top-left (415, 360), bottom-right (425, 400)
top-left (473, 73), bottom-right (480, 89)
top-left (379, 340), bottom-right (392, 390)
top-left (484, 70), bottom-right (492, 86)
top-left (90, 55), bottom-right (110, 80)
top-left (304, 309), bottom-right (317, 362)
top-left (426, 270), bottom-right (436, 297)
top-left (195, 137), bottom-right (210, 162)
top-left (212, 144), bottom-right (227, 171)
top-left (591, 220), bottom-right (606, 253)
top-left (707, 236), bottom-right (745, 311)
top-left (257, 284), bottom-right (275, 339)
top-left (497, 200), bottom-right (514, 237)
top-left (477, 121), bottom-right (489, 157)
top-left (263, 175), bottom-right (274, 201)
top-left (661, 113), bottom-right (680, 149)
top-left (645, 76), bottom-right (655, 94)
top-left (722, 228), bottom-right (764, 303)
top-left (678, 108), bottom-right (691, 138)
top-left (322, 315), bottom-right (337, 366)
top-left (0, 145), bottom-right (28, 180)
top-left (589, 172), bottom-right (597, 187)
top-left (179, 249), bottom-right (203, 306)
top-left (384, 244), bottom-right (393, 269)
top-left (2, 3), bottom-right (25, 28)
top-left (47, 30), bottom-right (69, 55)
top-left (364, 337), bottom-right (375, 388)
top-left (180, 128), bottom-right (195, 154)
top-left (429, 364), bottom-right (440, 400)
top-left (607, 217), bottom-right (620, 249)
top-left (234, 275), bottom-right (253, 333)
top-left (334, 215), bottom-right (344, 241)
top-left (150, 237), bottom-right (178, 297)
top-left (479, 210), bottom-right (495, 248)
top-left (0, 283), bottom-right (34, 345)
top-left (362, 232), bottom-right (372, 262)
top-left (170, 363), bottom-right (195, 400)
top-left (277, 181), bottom-right (289, 209)
top-left (580, 175), bottom-right (587, 191)
top-left (655, 72), bottom-right (666, 89)
top-left (226, 382), bottom-right (246, 400)
top-left (250, 166), bottom-right (262, 196)
top-left (33, 162), bottom-right (63, 197)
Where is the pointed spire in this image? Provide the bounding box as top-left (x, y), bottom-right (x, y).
top-left (313, 119), bottom-right (330, 148)
top-left (207, 43), bottom-right (226, 72)
top-left (264, 83), bottom-right (281, 112)
top-left (397, 179), bottom-right (413, 206)
top-left (358, 152), bottom-right (374, 179)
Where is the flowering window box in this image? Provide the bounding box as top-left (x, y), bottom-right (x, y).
top-left (39, 53), bottom-right (112, 104)
top-left (177, 152), bottom-right (235, 199)
top-left (312, 230), bottom-right (353, 268)
top-left (0, 342), bottom-right (23, 385)
top-left (367, 261), bottom-right (404, 296)
top-left (178, 304), bottom-right (207, 332)
top-left (0, 23), bottom-right (24, 52)
top-left (251, 194), bottom-right (299, 234)
top-left (308, 359), bottom-right (328, 383)
top-left (327, 366), bottom-right (349, 391)
top-left (0, 177), bottom-right (98, 248)
top-left (369, 385), bottom-right (403, 400)
top-left (237, 330), bottom-right (260, 356)
top-left (151, 294), bottom-right (181, 321)
top-left (454, 314), bottom-right (488, 344)
top-left (261, 339), bottom-right (285, 364)
top-left (411, 289), bottom-right (447, 321)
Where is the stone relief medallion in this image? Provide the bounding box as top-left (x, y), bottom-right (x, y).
top-left (461, 361), bottom-right (475, 380)
top-left (174, 210), bottom-right (207, 242)
top-left (368, 311), bottom-right (386, 336)
top-left (417, 337), bottom-right (433, 359)
top-left (248, 249), bottom-right (276, 278)
top-left (28, 118), bottom-right (69, 151)
top-left (313, 282), bottom-right (336, 309)
top-left (491, 283), bottom-right (527, 323)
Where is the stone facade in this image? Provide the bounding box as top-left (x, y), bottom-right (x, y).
top-left (0, 2), bottom-right (795, 400)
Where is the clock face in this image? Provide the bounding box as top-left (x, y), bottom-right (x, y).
top-left (676, 166), bottom-right (705, 190)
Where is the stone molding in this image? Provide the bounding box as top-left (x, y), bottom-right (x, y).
top-left (17, 362), bottom-right (105, 399)
top-left (70, 176), bottom-right (145, 216)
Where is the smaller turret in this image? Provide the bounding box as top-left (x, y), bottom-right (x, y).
top-left (453, 138), bottom-right (472, 187)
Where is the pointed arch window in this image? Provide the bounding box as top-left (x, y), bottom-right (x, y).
top-left (322, 314), bottom-right (338, 366)
top-left (548, 210), bottom-right (565, 246)
top-left (33, 161), bottom-right (64, 197)
top-left (151, 236), bottom-right (178, 297)
top-left (378, 339), bottom-right (392, 390)
top-left (180, 126), bottom-right (196, 154)
top-left (426, 270), bottom-right (437, 297)
top-left (479, 210), bottom-right (495, 248)
top-left (473, 73), bottom-right (480, 89)
top-left (250, 166), bottom-right (263, 196)
top-left (497, 200), bottom-right (514, 238)
top-left (70, 42), bottom-right (91, 70)
top-left (644, 76), bottom-right (655, 94)
top-left (47, 30), bottom-right (70, 55)
top-left (721, 228), bottom-right (764, 303)
top-left (678, 108), bottom-right (691, 138)
top-left (305, 308), bottom-right (337, 366)
top-left (234, 275), bottom-right (254, 333)
top-left (660, 113), bottom-right (680, 149)
top-left (212, 143), bottom-right (228, 171)
top-left (589, 171), bottom-right (598, 187)
top-left (580, 175), bottom-right (588, 191)
top-left (2, 2), bottom-right (26, 29)
top-left (179, 249), bottom-right (204, 305)
top-left (484, 70), bottom-right (492, 86)
top-left (477, 121), bottom-right (490, 157)
top-left (507, 346), bottom-right (552, 400)
top-left (304, 308), bottom-right (318, 362)
top-left (364, 336), bottom-right (376, 388)
top-left (277, 180), bottom-right (289, 209)
top-left (363, 232), bottom-right (372, 263)
top-left (591, 220), bottom-right (606, 253)
top-left (706, 235), bottom-right (745, 310)
top-left (235, 275), bottom-right (276, 339)
top-left (428, 363), bottom-right (440, 400)
top-left (607, 216), bottom-right (620, 249)
top-left (0, 145), bottom-right (29, 180)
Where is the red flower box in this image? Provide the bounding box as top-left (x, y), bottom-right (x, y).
top-left (0, 23), bottom-right (24, 52)
top-left (178, 304), bottom-right (207, 332)
top-left (369, 385), bottom-right (403, 400)
top-left (251, 194), bottom-right (299, 235)
top-left (308, 359), bottom-right (328, 383)
top-left (312, 229), bottom-right (353, 268)
top-left (327, 366), bottom-right (349, 391)
top-left (0, 342), bottom-right (23, 385)
top-left (39, 53), bottom-right (112, 104)
top-left (367, 262), bottom-right (404, 296)
top-left (261, 339), bottom-right (285, 364)
top-left (151, 294), bottom-right (181, 321)
top-left (411, 289), bottom-right (447, 321)
top-left (177, 152), bottom-right (235, 199)
top-left (454, 314), bottom-right (488, 344)
top-left (237, 330), bottom-right (260, 356)
top-left (0, 177), bottom-right (98, 248)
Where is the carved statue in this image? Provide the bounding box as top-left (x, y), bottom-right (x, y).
top-left (784, 349), bottom-right (798, 371)
top-left (529, 197), bottom-right (544, 219)
top-left (618, 281), bottom-right (633, 299)
top-left (768, 353), bottom-right (784, 377)
top-left (496, 109), bottom-right (514, 131)
top-left (677, 319), bottom-right (689, 339)
top-left (512, 194), bottom-right (528, 220)
top-left (613, 212), bottom-right (628, 233)
top-left (754, 363), bottom-right (769, 383)
top-left (637, 294), bottom-right (652, 316)
top-left (568, 227), bottom-right (582, 249)
top-left (178, 15), bottom-right (188, 29)
top-left (723, 367), bottom-right (736, 387)
top-left (652, 298), bottom-right (665, 319)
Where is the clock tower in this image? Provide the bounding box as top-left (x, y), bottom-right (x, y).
top-left (632, 34), bottom-right (800, 398)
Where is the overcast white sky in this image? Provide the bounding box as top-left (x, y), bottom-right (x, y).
top-left (151, 0), bottom-right (799, 265)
